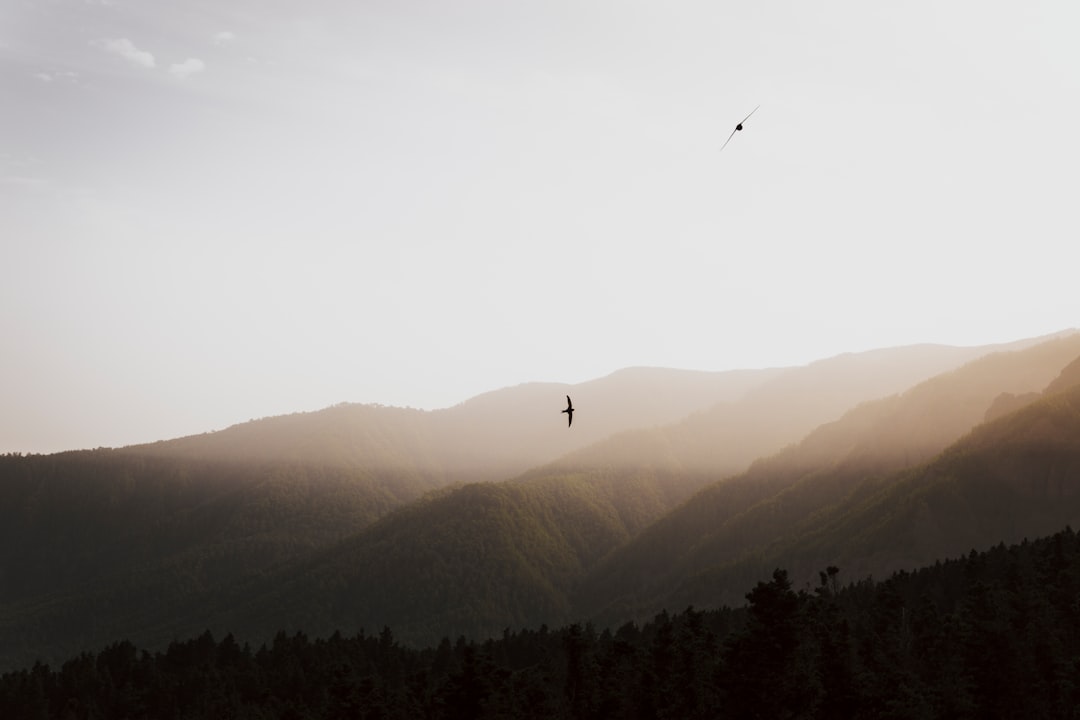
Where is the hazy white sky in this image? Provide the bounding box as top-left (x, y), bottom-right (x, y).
top-left (2, 0), bottom-right (1078, 453)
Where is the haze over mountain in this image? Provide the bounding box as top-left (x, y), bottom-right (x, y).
top-left (546, 336), bottom-right (1065, 481)
top-left (124, 365), bottom-right (784, 482)
top-left (215, 332), bottom-right (1080, 646)
top-left (77, 333), bottom-right (1043, 490)
top-left (4, 331), bottom-right (1080, 669)
top-left (7, 2), bottom-right (1079, 712)
top-left (582, 332), bottom-right (1080, 619)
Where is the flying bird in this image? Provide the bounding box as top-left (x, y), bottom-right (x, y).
top-left (561, 395), bottom-right (574, 427)
top-left (719, 105), bottom-right (760, 152)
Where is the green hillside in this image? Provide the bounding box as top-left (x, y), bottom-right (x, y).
top-left (579, 334), bottom-right (1080, 619)
top-left (0, 451), bottom-right (437, 670)
top-left (0, 364), bottom-right (782, 669)
top-left (2, 332), bottom-right (1076, 671)
top-left (659, 360), bottom-right (1080, 616)
top-left (776, 381), bottom-right (1080, 587)
top-left (214, 464), bottom-right (701, 648)
top-left (5, 527), bottom-right (1080, 718)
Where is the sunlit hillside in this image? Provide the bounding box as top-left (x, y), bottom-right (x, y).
top-left (2, 331), bottom-right (1079, 670)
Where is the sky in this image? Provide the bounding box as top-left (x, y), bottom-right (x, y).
top-left (2, 0), bottom-right (1079, 453)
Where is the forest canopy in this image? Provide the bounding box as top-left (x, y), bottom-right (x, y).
top-left (3, 526), bottom-right (1079, 719)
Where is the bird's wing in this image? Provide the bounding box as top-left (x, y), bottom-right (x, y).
top-left (568, 411), bottom-right (573, 427)
top-left (719, 128), bottom-right (738, 152)
top-left (739, 105), bottom-right (761, 126)
top-left (566, 395), bottom-right (572, 409)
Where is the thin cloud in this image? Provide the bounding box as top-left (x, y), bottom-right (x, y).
top-left (96, 38), bottom-right (155, 69)
top-left (214, 31), bottom-right (236, 45)
top-left (169, 58), bottom-right (206, 79)
top-left (33, 71), bottom-right (79, 84)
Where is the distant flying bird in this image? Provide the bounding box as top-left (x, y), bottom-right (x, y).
top-left (719, 105), bottom-right (760, 152)
top-left (562, 395), bottom-right (574, 427)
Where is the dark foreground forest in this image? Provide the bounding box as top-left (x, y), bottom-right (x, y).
top-left (4, 526), bottom-right (1080, 720)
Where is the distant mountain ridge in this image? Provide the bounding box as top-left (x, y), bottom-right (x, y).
top-left (115, 333), bottom-right (1066, 482)
top-left (583, 332), bottom-right (1080, 619)
top-left (122, 365), bottom-right (786, 482)
top-left (239, 332), bottom-right (1080, 644)
top-left (2, 329), bottom-right (1079, 669)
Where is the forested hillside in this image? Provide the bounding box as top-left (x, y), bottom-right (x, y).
top-left (0, 451), bottom-right (439, 670)
top-left (580, 334), bottom-right (1080, 619)
top-left (772, 377), bottom-right (1080, 587)
top-left (214, 464), bottom-right (709, 648)
top-left (0, 365), bottom-right (775, 670)
top-left (1, 332), bottom-right (1076, 671)
top-left (4, 526), bottom-right (1079, 719)
top-left (670, 351), bottom-right (1080, 616)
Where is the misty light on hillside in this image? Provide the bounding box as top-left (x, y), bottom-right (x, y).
top-left (4, 330), bottom-right (1080, 681)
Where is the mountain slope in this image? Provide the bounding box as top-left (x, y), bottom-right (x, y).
top-left (656, 354), bottom-right (1080, 616)
top-left (513, 337), bottom-right (1069, 488)
top-left (6, 526), bottom-right (1080, 719)
top-left (127, 366), bottom-right (785, 483)
top-left (199, 335), bottom-right (1080, 648)
top-left (579, 333), bottom-right (1080, 618)
top-left (776, 380), bottom-right (1080, 587)
top-left (0, 450), bottom-right (443, 670)
top-left (1, 331), bottom-right (1075, 669)
top-left (121, 333), bottom-right (1063, 484)
top-left (211, 465), bottom-right (699, 648)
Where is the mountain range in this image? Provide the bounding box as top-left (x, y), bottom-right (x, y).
top-left (2, 329), bottom-right (1080, 670)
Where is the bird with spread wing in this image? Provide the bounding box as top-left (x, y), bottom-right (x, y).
top-left (720, 105), bottom-right (760, 152)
